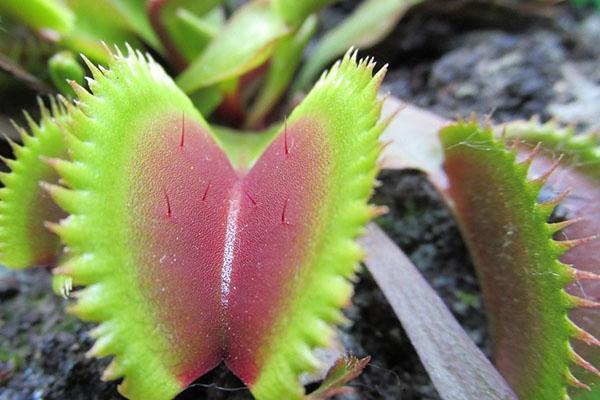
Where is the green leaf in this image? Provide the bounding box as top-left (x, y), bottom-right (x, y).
top-left (155, 0), bottom-right (225, 19)
top-left (271, 0), bottom-right (336, 26)
top-left (296, 0), bottom-right (422, 90)
top-left (48, 50), bottom-right (86, 96)
top-left (147, 0), bottom-right (225, 69)
top-left (176, 0), bottom-right (288, 93)
top-left (188, 85), bottom-right (224, 116)
top-left (571, 0), bottom-right (600, 9)
top-left (108, 0), bottom-right (162, 49)
top-left (0, 0), bottom-right (75, 37)
top-left (246, 15), bottom-right (317, 129)
top-left (61, 0), bottom-right (146, 63)
top-left (168, 7), bottom-right (224, 62)
top-left (440, 121), bottom-right (597, 400)
top-left (0, 99), bottom-right (68, 268)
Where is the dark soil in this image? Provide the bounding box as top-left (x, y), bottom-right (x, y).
top-left (1, 2), bottom-right (599, 400)
top-left (375, 1), bottom-right (600, 130)
top-left (0, 269), bottom-right (121, 400)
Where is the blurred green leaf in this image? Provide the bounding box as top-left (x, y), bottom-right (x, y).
top-left (163, 0), bottom-right (225, 18)
top-left (62, 0), bottom-right (144, 63)
top-left (271, 0), bottom-right (336, 26)
top-left (189, 85), bottom-right (224, 116)
top-left (296, 0), bottom-right (422, 90)
top-left (109, 0), bottom-right (162, 49)
top-left (48, 50), bottom-right (85, 96)
top-left (164, 5), bottom-right (225, 63)
top-left (246, 14), bottom-right (316, 128)
top-left (176, 0), bottom-right (288, 93)
top-left (0, 0), bottom-right (74, 37)
top-left (147, 0), bottom-right (225, 69)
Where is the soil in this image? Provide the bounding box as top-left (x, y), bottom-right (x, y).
top-left (1, 1), bottom-right (599, 399)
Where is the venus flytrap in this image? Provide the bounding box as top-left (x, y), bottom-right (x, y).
top-left (439, 121), bottom-right (600, 400)
top-left (1, 47), bottom-right (386, 400)
top-left (502, 120), bottom-right (600, 398)
top-left (353, 112), bottom-right (600, 400)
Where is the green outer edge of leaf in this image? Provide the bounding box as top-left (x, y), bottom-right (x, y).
top-left (0, 99), bottom-right (67, 268)
top-left (504, 119), bottom-right (600, 398)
